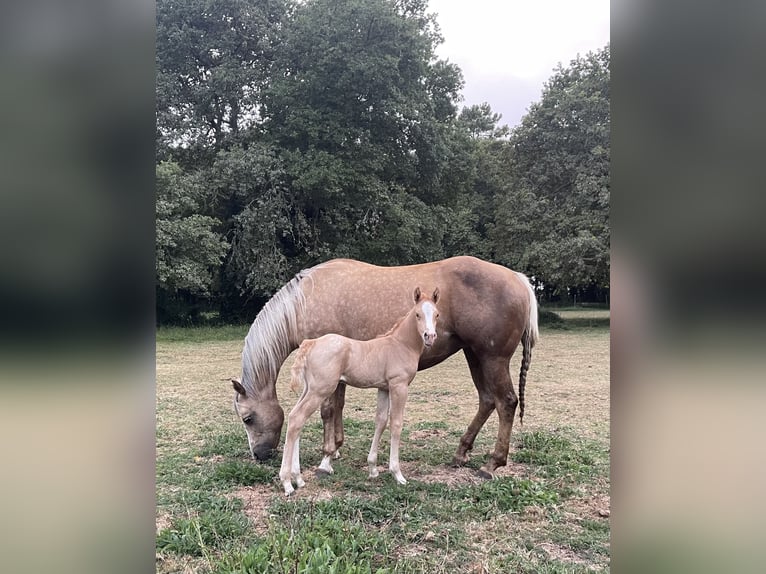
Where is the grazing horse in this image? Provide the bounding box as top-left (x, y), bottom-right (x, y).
top-left (232, 256), bottom-right (538, 478)
top-left (279, 287), bottom-right (440, 495)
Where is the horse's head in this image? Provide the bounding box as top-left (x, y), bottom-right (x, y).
top-left (231, 378), bottom-right (284, 460)
top-left (413, 286), bottom-right (440, 348)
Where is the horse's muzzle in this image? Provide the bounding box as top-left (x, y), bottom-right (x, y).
top-left (251, 446), bottom-right (276, 460)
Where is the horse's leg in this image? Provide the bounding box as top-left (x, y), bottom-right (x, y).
top-left (367, 389), bottom-right (390, 478)
top-left (320, 383), bottom-right (346, 462)
top-left (477, 355), bottom-right (518, 479)
top-left (453, 348), bottom-right (496, 467)
top-left (319, 393), bottom-right (337, 474)
top-left (333, 383), bottom-right (346, 457)
top-left (387, 380), bottom-right (410, 485)
top-left (280, 387), bottom-right (327, 495)
top-left (317, 383), bottom-right (347, 474)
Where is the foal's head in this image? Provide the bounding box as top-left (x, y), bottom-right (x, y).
top-left (412, 286), bottom-right (440, 348)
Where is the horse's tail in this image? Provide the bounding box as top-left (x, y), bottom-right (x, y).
top-left (289, 340), bottom-right (316, 395)
top-left (515, 272), bottom-right (539, 426)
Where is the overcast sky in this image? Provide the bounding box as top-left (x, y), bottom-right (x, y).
top-left (428, 0), bottom-right (610, 129)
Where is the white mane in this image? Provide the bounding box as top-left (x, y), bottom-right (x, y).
top-left (241, 269), bottom-right (312, 397)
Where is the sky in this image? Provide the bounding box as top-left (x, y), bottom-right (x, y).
top-left (428, 0), bottom-right (610, 129)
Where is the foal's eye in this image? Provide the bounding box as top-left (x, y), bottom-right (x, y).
top-left (416, 313), bottom-right (421, 318)
top-left (242, 416), bottom-right (253, 425)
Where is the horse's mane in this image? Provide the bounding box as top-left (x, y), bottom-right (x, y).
top-left (241, 268), bottom-right (312, 397)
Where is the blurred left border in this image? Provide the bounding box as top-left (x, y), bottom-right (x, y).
top-left (0, 2), bottom-right (156, 573)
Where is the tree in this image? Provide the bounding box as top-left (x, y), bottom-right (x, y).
top-left (260, 0), bottom-right (464, 264)
top-left (490, 45), bottom-right (610, 298)
top-left (156, 161), bottom-right (229, 321)
top-left (156, 0), bottom-right (289, 156)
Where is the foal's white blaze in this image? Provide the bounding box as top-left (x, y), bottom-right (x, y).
top-left (422, 301), bottom-right (437, 346)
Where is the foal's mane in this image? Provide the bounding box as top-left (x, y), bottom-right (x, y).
top-left (377, 296), bottom-right (430, 339)
top-left (241, 268), bottom-right (312, 397)
top-left (377, 313), bottom-right (407, 339)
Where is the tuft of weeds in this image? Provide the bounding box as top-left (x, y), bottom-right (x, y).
top-left (156, 495), bottom-right (250, 557)
top-left (208, 460), bottom-right (275, 487)
top-left (513, 429), bottom-right (607, 493)
top-left (216, 508), bottom-right (391, 574)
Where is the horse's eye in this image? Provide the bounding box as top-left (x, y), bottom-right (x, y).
top-left (416, 313), bottom-right (421, 318)
top-left (243, 416), bottom-right (253, 425)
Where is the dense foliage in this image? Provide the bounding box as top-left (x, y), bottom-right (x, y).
top-left (156, 0), bottom-right (610, 323)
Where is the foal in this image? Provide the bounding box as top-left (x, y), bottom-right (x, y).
top-left (279, 287), bottom-right (440, 495)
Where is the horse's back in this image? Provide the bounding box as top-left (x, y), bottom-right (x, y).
top-left (299, 256), bottom-right (531, 357)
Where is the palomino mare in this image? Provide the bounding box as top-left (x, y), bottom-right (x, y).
top-left (280, 287), bottom-right (440, 495)
top-left (232, 255), bottom-right (539, 478)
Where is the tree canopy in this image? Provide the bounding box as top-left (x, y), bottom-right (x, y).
top-left (156, 0), bottom-right (610, 322)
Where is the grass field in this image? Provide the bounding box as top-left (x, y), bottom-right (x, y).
top-left (156, 309), bottom-right (610, 573)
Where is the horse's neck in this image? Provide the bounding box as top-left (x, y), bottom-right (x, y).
top-left (241, 304), bottom-right (305, 400)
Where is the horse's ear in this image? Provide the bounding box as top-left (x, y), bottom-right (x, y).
top-left (413, 286), bottom-right (422, 302)
top-left (432, 287), bottom-right (439, 304)
top-left (231, 377), bottom-right (247, 397)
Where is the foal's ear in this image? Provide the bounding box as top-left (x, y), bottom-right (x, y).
top-left (413, 286), bottom-right (422, 302)
top-left (432, 287), bottom-right (440, 304)
top-left (231, 377), bottom-right (247, 397)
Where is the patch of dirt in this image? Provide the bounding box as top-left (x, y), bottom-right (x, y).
top-left (231, 484), bottom-right (278, 535)
top-left (155, 511), bottom-right (173, 534)
top-left (400, 460), bottom-right (528, 486)
top-left (538, 542), bottom-right (590, 566)
top-left (408, 428), bottom-right (448, 442)
top-left (564, 491), bottom-right (611, 520)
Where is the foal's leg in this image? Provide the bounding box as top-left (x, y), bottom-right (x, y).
top-left (387, 379), bottom-right (410, 485)
top-left (280, 389), bottom-right (327, 495)
top-left (367, 389), bottom-right (390, 478)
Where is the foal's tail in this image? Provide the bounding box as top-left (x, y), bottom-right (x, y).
top-left (290, 340), bottom-right (316, 395)
top-left (515, 272), bottom-right (539, 426)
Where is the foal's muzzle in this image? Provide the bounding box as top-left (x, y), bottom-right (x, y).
top-left (423, 332), bottom-right (437, 347)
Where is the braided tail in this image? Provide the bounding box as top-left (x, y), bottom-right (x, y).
top-left (518, 329), bottom-right (532, 425)
top-left (515, 272), bottom-right (539, 426)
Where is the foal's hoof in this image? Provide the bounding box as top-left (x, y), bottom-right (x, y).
top-left (477, 467), bottom-right (495, 480)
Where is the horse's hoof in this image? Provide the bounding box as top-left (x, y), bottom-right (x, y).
top-left (477, 467), bottom-right (495, 480)
top-left (452, 455), bottom-right (469, 467)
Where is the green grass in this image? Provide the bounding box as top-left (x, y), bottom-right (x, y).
top-left (540, 308), bottom-right (610, 330)
top-left (156, 324), bottom-right (249, 343)
top-left (157, 320), bottom-right (610, 573)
